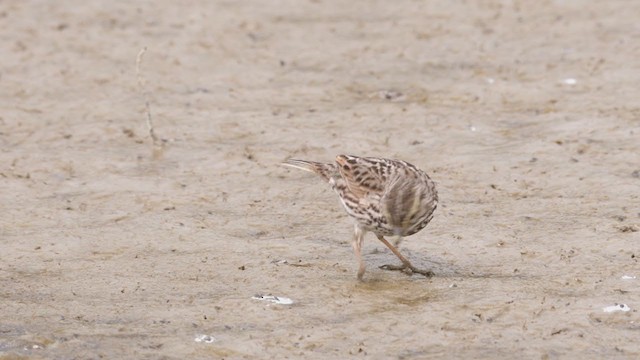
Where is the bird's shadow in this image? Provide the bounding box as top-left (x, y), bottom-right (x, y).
top-left (366, 248), bottom-right (534, 280)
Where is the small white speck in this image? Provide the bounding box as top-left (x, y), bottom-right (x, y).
top-left (603, 303), bottom-right (631, 313)
top-left (469, 126), bottom-right (477, 132)
top-left (486, 78), bottom-right (495, 84)
top-left (621, 275), bottom-right (636, 280)
top-left (373, 90), bottom-right (406, 102)
top-left (561, 78), bottom-right (577, 85)
top-left (194, 334), bottom-right (216, 343)
top-left (252, 295), bottom-right (294, 305)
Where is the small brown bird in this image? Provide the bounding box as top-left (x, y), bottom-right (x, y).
top-left (283, 155), bottom-right (438, 280)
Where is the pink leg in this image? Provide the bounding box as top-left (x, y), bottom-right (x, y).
top-left (352, 225), bottom-right (367, 280)
top-left (376, 235), bottom-right (433, 277)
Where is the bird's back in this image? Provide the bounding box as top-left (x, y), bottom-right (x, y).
top-left (284, 155), bottom-right (437, 236)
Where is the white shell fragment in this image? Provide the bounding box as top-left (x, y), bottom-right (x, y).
top-left (603, 303), bottom-right (631, 313)
top-left (252, 295), bottom-right (294, 305)
top-left (194, 334), bottom-right (216, 343)
top-left (621, 275), bottom-right (636, 280)
top-left (561, 78), bottom-right (577, 85)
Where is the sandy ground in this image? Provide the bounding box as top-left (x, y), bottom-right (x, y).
top-left (1, 0), bottom-right (640, 359)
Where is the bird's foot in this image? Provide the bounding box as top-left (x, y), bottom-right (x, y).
top-left (379, 263), bottom-right (434, 278)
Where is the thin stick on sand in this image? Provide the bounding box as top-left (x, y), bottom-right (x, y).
top-left (135, 47), bottom-right (164, 158)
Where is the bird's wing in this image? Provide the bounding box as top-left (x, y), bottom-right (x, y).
top-left (334, 155), bottom-right (391, 198)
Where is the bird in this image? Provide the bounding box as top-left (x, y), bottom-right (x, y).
top-left (283, 154), bottom-right (438, 280)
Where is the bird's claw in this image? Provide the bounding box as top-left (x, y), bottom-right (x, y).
top-left (379, 264), bottom-right (434, 278)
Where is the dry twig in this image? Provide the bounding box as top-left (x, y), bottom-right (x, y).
top-left (135, 47), bottom-right (164, 158)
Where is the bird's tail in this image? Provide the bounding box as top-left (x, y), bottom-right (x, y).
top-left (282, 159), bottom-right (337, 182)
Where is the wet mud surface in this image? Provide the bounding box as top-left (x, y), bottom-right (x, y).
top-left (1, 1), bottom-right (639, 358)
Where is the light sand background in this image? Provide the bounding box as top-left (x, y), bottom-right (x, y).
top-left (1, 0), bottom-right (639, 358)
